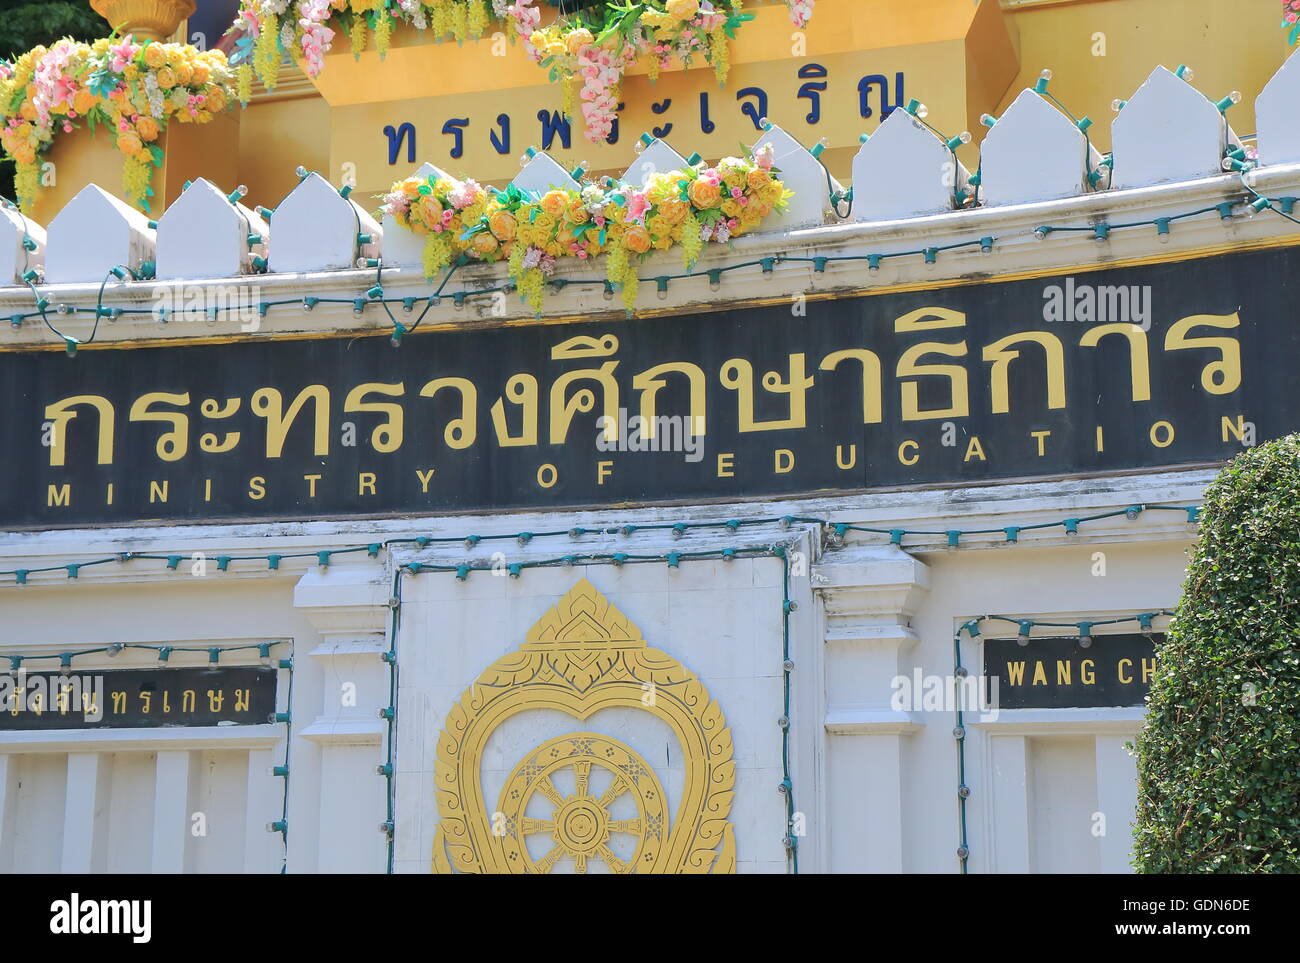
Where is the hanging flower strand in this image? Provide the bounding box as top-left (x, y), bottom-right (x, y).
top-left (227, 2), bottom-right (814, 138)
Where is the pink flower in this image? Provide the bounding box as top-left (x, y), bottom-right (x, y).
top-left (625, 191), bottom-right (650, 221)
top-left (109, 38), bottom-right (138, 72)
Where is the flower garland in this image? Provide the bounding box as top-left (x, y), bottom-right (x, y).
top-left (0, 37), bottom-right (235, 213)
top-left (1284, 0), bottom-right (1300, 45)
top-left (230, 0), bottom-right (497, 96)
top-left (229, 1), bottom-right (814, 139)
top-left (379, 145), bottom-right (789, 314)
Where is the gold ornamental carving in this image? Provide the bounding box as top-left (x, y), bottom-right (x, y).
top-left (432, 578), bottom-right (736, 874)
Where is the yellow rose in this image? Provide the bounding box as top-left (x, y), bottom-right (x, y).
top-left (471, 232), bottom-right (499, 256)
top-left (721, 198), bottom-right (743, 217)
top-left (759, 180), bottom-right (782, 203)
top-left (723, 170), bottom-right (745, 191)
top-left (653, 234), bottom-right (672, 251)
top-left (646, 214), bottom-right (671, 238)
top-left (657, 198), bottom-right (688, 225)
top-left (116, 130), bottom-right (143, 155)
top-left (540, 190), bottom-right (569, 216)
top-left (488, 209), bottom-right (517, 241)
top-left (71, 89), bottom-right (95, 116)
top-left (417, 196), bottom-right (444, 227)
top-left (531, 210), bottom-right (558, 232)
top-left (143, 44), bottom-right (167, 69)
top-left (747, 169), bottom-right (771, 191)
top-left (190, 62), bottom-right (210, 85)
top-left (565, 28), bottom-right (594, 54)
top-left (665, 0), bottom-right (700, 19)
top-left (749, 199), bottom-right (772, 219)
top-left (623, 225), bottom-right (651, 254)
top-left (136, 116), bottom-right (160, 141)
top-left (18, 100), bottom-right (37, 121)
top-left (205, 87), bottom-right (227, 113)
top-left (687, 178), bottom-right (721, 210)
top-left (544, 242), bottom-right (563, 257)
top-left (400, 178), bottom-right (422, 199)
top-left (156, 66), bottom-right (177, 89)
top-left (565, 199), bottom-right (589, 224)
top-left (194, 110), bottom-right (212, 124)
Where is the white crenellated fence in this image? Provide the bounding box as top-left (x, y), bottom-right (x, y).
top-left (1, 52), bottom-right (1297, 290)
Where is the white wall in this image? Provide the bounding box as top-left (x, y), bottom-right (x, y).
top-left (0, 468), bottom-right (1204, 873)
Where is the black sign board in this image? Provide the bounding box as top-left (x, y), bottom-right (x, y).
top-left (4, 246), bottom-right (1297, 526)
top-left (983, 633), bottom-right (1160, 709)
top-left (0, 665), bottom-right (278, 729)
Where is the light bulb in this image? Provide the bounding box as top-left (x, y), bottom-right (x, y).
top-left (1229, 90), bottom-right (1241, 104)
top-left (1111, 98), bottom-right (1125, 112)
top-left (915, 103), bottom-right (928, 119)
top-left (1040, 68), bottom-right (1053, 82)
top-left (957, 130), bottom-right (972, 145)
top-left (294, 165), bottom-right (308, 179)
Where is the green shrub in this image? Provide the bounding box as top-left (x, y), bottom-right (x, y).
top-left (1132, 433), bottom-right (1300, 872)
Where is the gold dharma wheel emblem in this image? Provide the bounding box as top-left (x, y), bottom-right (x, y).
top-left (433, 579), bottom-right (736, 874)
top-left (497, 733), bottom-right (666, 874)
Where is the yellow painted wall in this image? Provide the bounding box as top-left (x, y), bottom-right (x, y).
top-left (231, 0), bottom-right (1292, 205)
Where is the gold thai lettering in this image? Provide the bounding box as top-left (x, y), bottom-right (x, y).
top-left (819, 349), bottom-right (882, 424)
top-left (1079, 323), bottom-right (1151, 402)
top-left (1164, 313), bottom-right (1241, 394)
top-left (896, 343), bottom-right (968, 420)
top-left (490, 373), bottom-right (540, 447)
top-left (345, 382), bottom-right (406, 453)
top-left (419, 378), bottom-right (478, 449)
top-left (44, 395), bottom-right (115, 466)
top-left (208, 689), bottom-right (224, 713)
top-left (234, 689), bottom-right (251, 712)
top-left (140, 690), bottom-right (153, 713)
top-left (112, 690), bottom-right (126, 714)
top-left (632, 362), bottom-right (707, 437)
top-left (982, 332), bottom-right (1066, 414)
top-left (550, 361), bottom-right (620, 444)
top-left (718, 355), bottom-right (814, 431)
top-left (182, 689), bottom-right (197, 713)
top-left (199, 397), bottom-right (242, 453)
top-left (128, 391), bottom-right (191, 461)
top-left (894, 307), bottom-right (968, 421)
top-left (251, 385), bottom-right (331, 457)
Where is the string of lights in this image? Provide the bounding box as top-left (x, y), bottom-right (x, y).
top-left (377, 565), bottom-right (401, 871)
top-left (950, 607), bottom-right (1175, 873)
top-left (0, 639), bottom-right (295, 872)
top-left (0, 503), bottom-right (1201, 585)
top-left (5, 167), bottom-right (1296, 352)
top-left (400, 542), bottom-right (803, 874)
